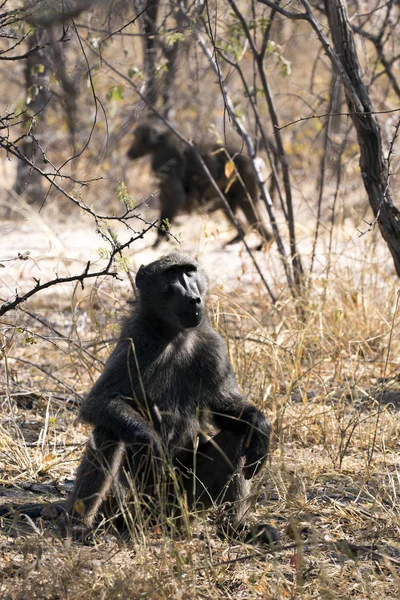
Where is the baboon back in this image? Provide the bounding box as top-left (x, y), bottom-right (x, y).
top-left (127, 123), bottom-right (272, 246)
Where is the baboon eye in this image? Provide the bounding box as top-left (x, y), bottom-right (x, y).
top-left (167, 266), bottom-right (178, 274)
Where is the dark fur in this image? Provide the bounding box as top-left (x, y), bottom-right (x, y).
top-left (0, 254), bottom-right (277, 544)
top-left (127, 123), bottom-right (272, 246)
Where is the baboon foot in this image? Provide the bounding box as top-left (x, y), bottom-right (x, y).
top-left (224, 233), bottom-right (242, 246)
top-left (152, 232), bottom-right (170, 248)
top-left (225, 232), bottom-right (274, 249)
top-left (245, 523), bottom-right (279, 545)
top-left (58, 517), bottom-right (97, 545)
top-left (217, 520), bottom-right (279, 546)
top-left (255, 241), bottom-right (265, 251)
top-left (255, 232), bottom-right (275, 251)
top-left (152, 236), bottom-right (163, 249)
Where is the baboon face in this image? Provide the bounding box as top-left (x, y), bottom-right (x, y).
top-left (136, 254), bottom-right (207, 330)
top-left (163, 263), bottom-right (204, 328)
top-left (127, 124), bottom-right (160, 160)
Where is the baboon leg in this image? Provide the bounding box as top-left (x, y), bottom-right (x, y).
top-left (65, 426), bottom-right (125, 527)
top-left (113, 437), bottom-right (172, 530)
top-left (178, 432), bottom-right (278, 544)
top-left (239, 196), bottom-right (273, 244)
top-left (225, 165), bottom-right (272, 245)
top-left (221, 196), bottom-right (248, 246)
top-left (224, 180), bottom-right (269, 246)
top-left (179, 431), bottom-right (251, 528)
top-left (123, 441), bottom-right (165, 499)
top-left (224, 196), bottom-right (272, 247)
top-left (154, 178), bottom-right (187, 246)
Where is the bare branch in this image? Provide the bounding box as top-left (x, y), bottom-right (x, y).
top-left (277, 107), bottom-right (400, 131)
top-left (0, 223), bottom-right (156, 317)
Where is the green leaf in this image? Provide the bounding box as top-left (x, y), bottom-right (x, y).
top-left (165, 32), bottom-right (186, 46)
top-left (117, 182), bottom-right (136, 209)
top-left (106, 84), bottom-right (125, 101)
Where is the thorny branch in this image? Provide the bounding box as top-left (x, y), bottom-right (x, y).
top-left (257, 0), bottom-right (364, 113)
top-left (277, 107), bottom-right (400, 131)
top-left (0, 5), bottom-right (181, 317)
top-left (258, 0), bottom-right (400, 278)
top-left (313, 0), bottom-right (400, 100)
top-left (0, 224), bottom-right (156, 317)
top-left (0, 133), bottom-right (160, 230)
top-left (200, 3), bottom-right (293, 286)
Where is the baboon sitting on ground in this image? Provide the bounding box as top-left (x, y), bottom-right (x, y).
top-left (127, 123), bottom-right (272, 247)
top-left (0, 253), bottom-right (277, 545)
top-left (65, 253), bottom-right (277, 542)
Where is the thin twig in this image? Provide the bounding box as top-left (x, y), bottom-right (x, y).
top-left (277, 107), bottom-right (400, 131)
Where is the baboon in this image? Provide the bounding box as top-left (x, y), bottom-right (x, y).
top-left (0, 253), bottom-right (277, 545)
top-left (127, 123), bottom-right (272, 247)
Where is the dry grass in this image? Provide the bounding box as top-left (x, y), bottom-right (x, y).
top-left (1, 209), bottom-right (400, 599)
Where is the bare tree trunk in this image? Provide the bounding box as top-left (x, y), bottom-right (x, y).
top-left (14, 29), bottom-right (52, 205)
top-left (138, 0), bottom-right (160, 108)
top-left (324, 0), bottom-right (400, 276)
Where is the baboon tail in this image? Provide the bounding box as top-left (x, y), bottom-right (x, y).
top-left (0, 501), bottom-right (66, 519)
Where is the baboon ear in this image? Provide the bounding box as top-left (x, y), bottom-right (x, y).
top-left (148, 125), bottom-right (162, 146)
top-left (135, 265), bottom-right (148, 290)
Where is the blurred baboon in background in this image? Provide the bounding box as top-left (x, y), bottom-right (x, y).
top-left (127, 123), bottom-right (273, 246)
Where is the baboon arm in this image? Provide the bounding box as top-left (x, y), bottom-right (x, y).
top-left (158, 178), bottom-right (187, 224)
top-left (211, 398), bottom-right (271, 480)
top-left (80, 397), bottom-right (161, 453)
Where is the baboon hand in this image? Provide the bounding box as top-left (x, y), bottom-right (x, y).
top-left (243, 444), bottom-right (268, 479)
top-left (242, 419), bottom-right (270, 480)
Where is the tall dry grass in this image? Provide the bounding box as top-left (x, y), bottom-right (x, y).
top-left (1, 214), bottom-right (399, 599)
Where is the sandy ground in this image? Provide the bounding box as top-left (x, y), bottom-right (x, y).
top-left (0, 192), bottom-right (279, 310)
top-left (0, 149), bottom-right (394, 315)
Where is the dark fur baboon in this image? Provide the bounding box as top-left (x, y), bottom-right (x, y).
top-left (0, 254), bottom-right (277, 544)
top-left (64, 253), bottom-right (276, 542)
top-left (127, 123), bottom-right (273, 247)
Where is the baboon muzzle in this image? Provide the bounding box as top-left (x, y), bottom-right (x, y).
top-left (177, 295), bottom-right (203, 328)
